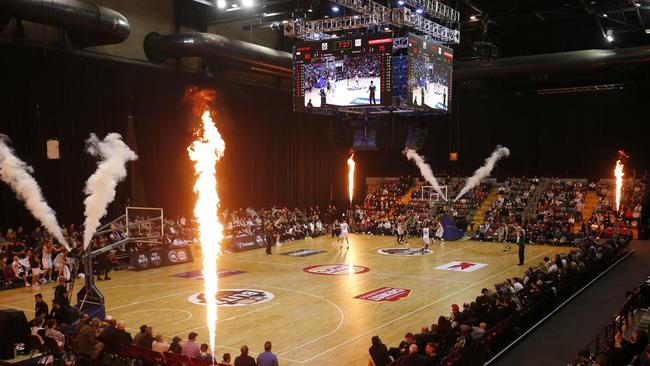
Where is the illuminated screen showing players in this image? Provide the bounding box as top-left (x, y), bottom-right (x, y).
top-left (293, 34), bottom-right (393, 111)
top-left (407, 34), bottom-right (453, 112)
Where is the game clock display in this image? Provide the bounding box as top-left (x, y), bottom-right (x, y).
top-left (293, 34), bottom-right (393, 111)
top-left (407, 34), bottom-right (453, 112)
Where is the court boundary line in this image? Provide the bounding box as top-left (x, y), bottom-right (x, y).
top-left (119, 308), bottom-right (193, 325)
top-left (296, 249), bottom-right (554, 363)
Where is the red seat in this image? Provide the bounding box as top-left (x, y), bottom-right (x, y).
top-left (140, 348), bottom-right (165, 365)
top-left (163, 352), bottom-right (182, 366)
top-left (191, 358), bottom-right (212, 366)
top-left (28, 334), bottom-right (46, 357)
top-left (124, 344), bottom-right (144, 360)
top-left (175, 353), bottom-right (192, 366)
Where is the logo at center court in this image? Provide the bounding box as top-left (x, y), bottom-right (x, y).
top-left (377, 248), bottom-right (433, 256)
top-left (303, 264), bottom-right (370, 275)
top-left (188, 289), bottom-right (274, 307)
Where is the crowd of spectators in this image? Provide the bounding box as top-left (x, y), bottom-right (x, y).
top-left (525, 179), bottom-right (588, 245)
top-left (587, 180), bottom-right (646, 239)
top-left (223, 206), bottom-right (328, 243)
top-left (28, 287), bottom-right (280, 365)
top-left (369, 236), bottom-right (631, 366)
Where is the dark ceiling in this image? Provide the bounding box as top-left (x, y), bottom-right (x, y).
top-left (176, 0), bottom-right (650, 59)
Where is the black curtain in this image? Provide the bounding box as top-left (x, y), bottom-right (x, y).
top-left (0, 44), bottom-right (340, 229)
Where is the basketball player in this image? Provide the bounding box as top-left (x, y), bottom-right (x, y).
top-left (501, 224), bottom-right (511, 253)
top-left (435, 220), bottom-right (445, 246)
top-left (396, 221), bottom-right (405, 245)
top-left (368, 81), bottom-right (377, 105)
top-left (421, 224), bottom-right (431, 254)
top-left (320, 88), bottom-right (327, 106)
top-left (41, 240), bottom-right (54, 283)
top-left (339, 220), bottom-right (350, 249)
top-left (515, 222), bottom-right (526, 265)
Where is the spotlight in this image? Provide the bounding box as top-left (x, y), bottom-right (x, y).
top-left (353, 15), bottom-right (360, 19)
top-left (384, 27), bottom-right (390, 31)
top-left (415, 7), bottom-right (423, 14)
top-left (469, 15), bottom-right (477, 21)
top-left (606, 35), bottom-right (614, 42)
top-left (606, 29), bottom-right (614, 42)
top-left (332, 5), bottom-right (340, 12)
top-left (217, 0), bottom-right (227, 8)
top-left (634, 1), bottom-right (641, 7)
top-left (308, 8), bottom-right (313, 12)
top-left (282, 20), bottom-right (289, 24)
top-left (397, 0), bottom-right (405, 5)
top-left (241, 0), bottom-right (254, 7)
top-left (603, 13), bottom-right (608, 17)
top-left (646, 29), bottom-right (650, 34)
top-left (231, 2), bottom-right (238, 7)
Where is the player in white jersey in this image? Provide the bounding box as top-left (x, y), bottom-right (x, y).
top-left (421, 226), bottom-right (431, 254)
top-left (435, 220), bottom-right (445, 246)
top-left (339, 221), bottom-right (350, 249)
top-left (396, 222), bottom-right (406, 245)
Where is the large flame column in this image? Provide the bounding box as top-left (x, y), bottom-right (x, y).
top-left (347, 153), bottom-right (355, 206)
top-left (188, 109), bottom-right (225, 356)
top-left (614, 160), bottom-right (624, 212)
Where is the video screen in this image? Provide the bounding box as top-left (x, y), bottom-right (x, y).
top-left (407, 34), bottom-right (453, 112)
top-left (294, 34), bottom-right (393, 111)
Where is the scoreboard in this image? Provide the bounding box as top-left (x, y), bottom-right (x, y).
top-left (293, 34), bottom-right (393, 111)
top-left (407, 34), bottom-right (453, 112)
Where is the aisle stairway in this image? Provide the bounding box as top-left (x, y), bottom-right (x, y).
top-left (470, 187), bottom-right (500, 229)
top-left (574, 191), bottom-right (598, 233)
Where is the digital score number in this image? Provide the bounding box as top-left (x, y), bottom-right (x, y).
top-left (334, 40), bottom-right (353, 50)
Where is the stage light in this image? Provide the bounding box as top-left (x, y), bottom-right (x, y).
top-left (384, 27), bottom-right (390, 31)
top-left (308, 8), bottom-right (313, 12)
top-left (217, 0), bottom-right (227, 9)
top-left (603, 13), bottom-right (608, 17)
top-left (353, 15), bottom-right (360, 19)
top-left (469, 15), bottom-right (477, 21)
top-left (241, 0), bottom-right (254, 7)
top-left (231, 2), bottom-right (238, 7)
top-left (606, 28), bottom-right (614, 42)
top-left (606, 35), bottom-right (614, 42)
top-left (332, 5), bottom-right (340, 12)
top-left (416, 7), bottom-right (423, 14)
top-left (646, 29), bottom-right (650, 34)
top-left (397, 0), bottom-right (405, 5)
top-left (282, 20), bottom-right (289, 24)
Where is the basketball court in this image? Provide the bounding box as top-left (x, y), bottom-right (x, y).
top-left (0, 235), bottom-right (565, 365)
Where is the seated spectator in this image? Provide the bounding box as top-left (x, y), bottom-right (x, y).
top-left (152, 334), bottom-right (170, 353)
top-left (424, 342), bottom-right (440, 365)
top-left (234, 345), bottom-right (256, 366)
top-left (219, 352), bottom-right (233, 366)
top-left (30, 317), bottom-right (45, 345)
top-left (135, 325), bottom-right (154, 349)
top-left (102, 319), bottom-right (133, 353)
top-left (133, 324), bottom-right (147, 345)
top-left (199, 343), bottom-right (215, 362)
top-left (256, 341), bottom-right (278, 366)
top-left (34, 293), bottom-right (48, 320)
top-left (368, 336), bottom-right (391, 366)
top-left (73, 313), bottom-right (90, 336)
top-left (169, 336), bottom-right (183, 354)
top-left (74, 317), bottom-right (104, 360)
top-left (181, 332), bottom-right (200, 359)
top-left (45, 319), bottom-right (65, 349)
top-left (399, 344), bottom-right (426, 366)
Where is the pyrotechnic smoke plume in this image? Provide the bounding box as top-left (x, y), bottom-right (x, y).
top-left (404, 148), bottom-right (446, 200)
top-left (0, 135), bottom-right (70, 251)
top-left (82, 133), bottom-right (137, 250)
top-left (454, 146), bottom-right (510, 202)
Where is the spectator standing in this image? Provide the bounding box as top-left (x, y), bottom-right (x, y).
top-left (234, 345), bottom-right (256, 366)
top-left (256, 341), bottom-right (278, 366)
top-left (181, 332), bottom-right (200, 358)
top-left (368, 336), bottom-right (391, 366)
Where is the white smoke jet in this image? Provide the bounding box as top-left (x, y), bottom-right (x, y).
top-left (454, 146), bottom-right (510, 202)
top-left (0, 135), bottom-right (70, 251)
top-left (404, 148), bottom-right (446, 200)
top-left (82, 133), bottom-right (137, 251)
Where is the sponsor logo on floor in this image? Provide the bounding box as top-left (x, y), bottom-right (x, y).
top-left (354, 287), bottom-right (411, 302)
top-left (435, 261), bottom-right (488, 272)
top-left (174, 270), bottom-right (245, 280)
top-left (377, 248), bottom-right (433, 256)
top-left (282, 249), bottom-right (327, 257)
top-left (303, 264), bottom-right (370, 275)
top-left (188, 289), bottom-right (274, 307)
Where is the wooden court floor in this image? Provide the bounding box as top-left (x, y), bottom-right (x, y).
top-left (0, 235), bottom-right (566, 365)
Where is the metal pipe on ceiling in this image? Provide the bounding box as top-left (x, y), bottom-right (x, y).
top-left (455, 46), bottom-right (650, 79)
top-left (0, 0), bottom-right (131, 47)
top-left (143, 32), bottom-right (293, 76)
